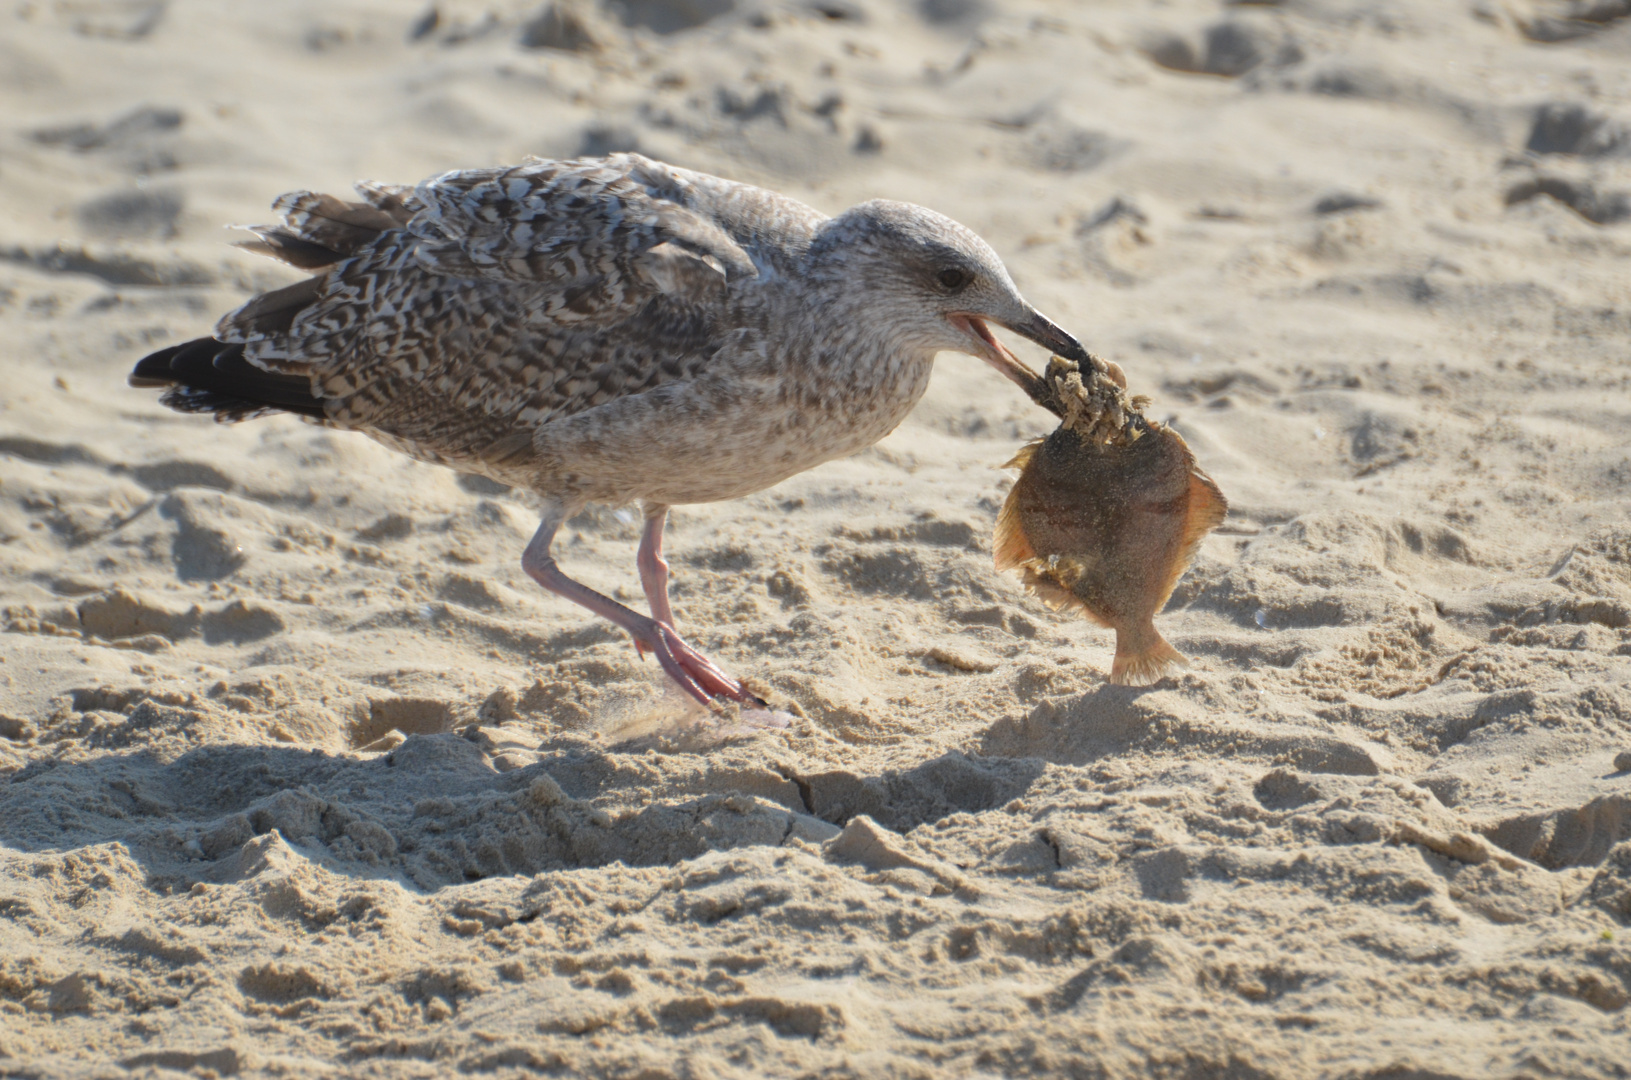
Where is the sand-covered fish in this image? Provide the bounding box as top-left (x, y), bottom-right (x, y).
top-left (995, 357), bottom-right (1227, 686)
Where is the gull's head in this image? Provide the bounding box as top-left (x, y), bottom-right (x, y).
top-left (808, 199), bottom-right (1088, 390)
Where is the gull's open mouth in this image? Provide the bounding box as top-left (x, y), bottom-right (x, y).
top-left (947, 308), bottom-right (1094, 405)
top-left (949, 313), bottom-right (1008, 359)
top-left (948, 312), bottom-right (1041, 396)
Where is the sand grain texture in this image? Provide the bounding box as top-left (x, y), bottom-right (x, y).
top-left (2, 1), bottom-right (1630, 1076)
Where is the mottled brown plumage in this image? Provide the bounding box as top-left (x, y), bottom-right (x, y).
top-left (995, 360), bottom-right (1227, 686)
top-left (131, 153), bottom-right (1091, 707)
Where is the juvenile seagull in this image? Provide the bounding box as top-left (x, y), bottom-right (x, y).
top-left (131, 154), bottom-right (1089, 707)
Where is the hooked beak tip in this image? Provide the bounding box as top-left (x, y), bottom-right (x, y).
top-left (948, 308), bottom-right (1095, 412)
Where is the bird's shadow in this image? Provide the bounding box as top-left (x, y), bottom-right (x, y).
top-left (0, 693), bottom-right (1141, 894)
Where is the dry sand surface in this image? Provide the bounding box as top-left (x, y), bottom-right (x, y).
top-left (2, 0), bottom-right (1631, 1076)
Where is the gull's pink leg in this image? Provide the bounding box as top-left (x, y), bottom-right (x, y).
top-left (522, 506), bottom-right (759, 707)
top-left (637, 503), bottom-right (676, 629)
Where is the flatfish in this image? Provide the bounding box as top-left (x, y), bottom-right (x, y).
top-left (995, 360), bottom-right (1226, 686)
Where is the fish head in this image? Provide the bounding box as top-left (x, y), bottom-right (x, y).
top-left (811, 199), bottom-right (1089, 389)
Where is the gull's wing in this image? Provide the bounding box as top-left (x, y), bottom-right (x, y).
top-left (208, 155), bottom-right (761, 472)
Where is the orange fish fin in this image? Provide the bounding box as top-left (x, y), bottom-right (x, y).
top-left (1110, 622), bottom-right (1188, 686)
top-left (993, 487), bottom-right (1037, 573)
top-left (1184, 468), bottom-right (1229, 545)
top-left (1026, 575), bottom-right (1079, 612)
top-left (999, 439), bottom-right (1041, 472)
top-left (1021, 566), bottom-right (1113, 628)
top-left (1151, 467), bottom-right (1230, 610)
top-left (994, 439), bottom-right (1044, 572)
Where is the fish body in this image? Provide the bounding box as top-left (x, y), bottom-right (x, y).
top-left (995, 418), bottom-right (1226, 685)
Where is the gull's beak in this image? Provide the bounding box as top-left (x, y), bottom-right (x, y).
top-left (948, 307), bottom-right (1091, 401)
top-left (1003, 307), bottom-right (1091, 364)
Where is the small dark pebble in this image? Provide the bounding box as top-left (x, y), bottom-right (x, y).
top-left (1314, 193), bottom-right (1383, 215)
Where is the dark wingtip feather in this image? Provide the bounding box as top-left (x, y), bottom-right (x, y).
top-left (218, 275), bottom-right (325, 339)
top-left (129, 341), bottom-right (187, 387)
top-left (130, 337), bottom-right (328, 421)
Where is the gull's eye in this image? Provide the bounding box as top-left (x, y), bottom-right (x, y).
top-left (937, 267), bottom-right (972, 291)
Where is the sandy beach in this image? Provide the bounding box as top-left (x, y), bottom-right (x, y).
top-left (2, 0), bottom-right (1630, 1075)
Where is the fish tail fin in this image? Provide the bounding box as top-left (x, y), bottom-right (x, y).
top-left (1110, 621), bottom-right (1188, 686)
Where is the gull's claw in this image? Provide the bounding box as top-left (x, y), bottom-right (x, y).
top-left (634, 622), bottom-right (765, 709)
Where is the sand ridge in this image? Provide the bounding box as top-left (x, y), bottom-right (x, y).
top-left (1, 0), bottom-right (1630, 1076)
